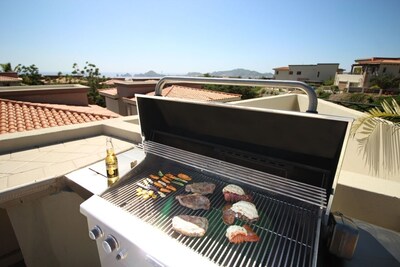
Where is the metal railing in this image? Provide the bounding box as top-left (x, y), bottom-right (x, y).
top-left (155, 76), bottom-right (318, 113)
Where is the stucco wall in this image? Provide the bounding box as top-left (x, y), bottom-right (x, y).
top-left (316, 64), bottom-right (339, 81)
top-left (7, 191), bottom-right (100, 267)
top-left (334, 73), bottom-right (364, 87)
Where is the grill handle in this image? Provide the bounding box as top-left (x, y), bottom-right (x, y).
top-left (155, 76), bottom-right (318, 113)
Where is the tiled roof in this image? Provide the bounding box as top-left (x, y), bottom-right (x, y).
top-left (355, 57), bottom-right (400, 65)
top-left (0, 98), bottom-right (119, 135)
top-left (273, 66), bottom-right (289, 71)
top-left (101, 79), bottom-right (125, 85)
top-left (0, 76), bottom-right (22, 82)
top-left (146, 85), bottom-right (241, 101)
top-left (98, 88), bottom-right (118, 96)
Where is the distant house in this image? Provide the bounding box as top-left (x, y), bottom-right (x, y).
top-left (0, 84), bottom-right (91, 106)
top-left (334, 57), bottom-right (400, 90)
top-left (0, 84), bottom-right (119, 135)
top-left (0, 72), bottom-right (22, 86)
top-left (99, 80), bottom-right (160, 115)
top-left (123, 85), bottom-right (242, 116)
top-left (99, 80), bottom-right (238, 116)
top-left (273, 63), bottom-right (340, 83)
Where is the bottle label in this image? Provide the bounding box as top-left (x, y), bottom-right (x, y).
top-left (106, 163), bottom-right (119, 178)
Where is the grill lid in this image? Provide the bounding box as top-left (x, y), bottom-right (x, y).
top-left (136, 94), bottom-right (352, 204)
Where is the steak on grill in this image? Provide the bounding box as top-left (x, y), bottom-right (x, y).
top-left (185, 182), bottom-right (216, 195)
top-left (176, 194), bottom-right (210, 210)
top-left (172, 215), bottom-right (209, 237)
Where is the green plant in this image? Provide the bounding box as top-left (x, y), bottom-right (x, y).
top-left (15, 64), bottom-right (43, 85)
top-left (72, 62), bottom-right (106, 106)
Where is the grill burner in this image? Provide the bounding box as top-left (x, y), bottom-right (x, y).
top-left (102, 144), bottom-right (322, 267)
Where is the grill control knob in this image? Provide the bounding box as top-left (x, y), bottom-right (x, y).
top-left (102, 235), bottom-right (119, 254)
top-left (116, 249), bottom-right (128, 260)
top-left (88, 225), bottom-right (103, 240)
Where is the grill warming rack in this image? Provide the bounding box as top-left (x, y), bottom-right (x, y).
top-left (102, 142), bottom-right (324, 267)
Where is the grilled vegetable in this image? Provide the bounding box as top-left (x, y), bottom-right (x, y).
top-left (165, 173), bottom-right (176, 179)
top-left (171, 181), bottom-right (184, 186)
top-left (159, 180), bottom-right (167, 187)
top-left (143, 180), bottom-right (149, 186)
top-left (143, 194), bottom-right (150, 200)
top-left (149, 174), bottom-right (159, 180)
top-left (146, 178), bottom-right (154, 184)
top-left (161, 177), bottom-right (171, 184)
top-left (166, 185), bottom-right (177, 191)
top-left (174, 177), bottom-right (188, 184)
top-left (148, 185), bottom-right (159, 192)
top-left (158, 170), bottom-right (164, 177)
top-left (177, 173), bottom-right (192, 181)
top-left (137, 182), bottom-right (148, 189)
top-left (154, 182), bottom-right (164, 188)
top-left (160, 188), bottom-right (171, 193)
top-left (136, 188), bottom-right (145, 196)
top-left (157, 191), bottom-right (166, 198)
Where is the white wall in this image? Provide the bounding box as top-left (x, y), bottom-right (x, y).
top-left (275, 64), bottom-right (338, 82)
top-left (316, 64), bottom-right (339, 81)
top-left (334, 73), bottom-right (364, 87)
top-left (274, 70), bottom-right (291, 80)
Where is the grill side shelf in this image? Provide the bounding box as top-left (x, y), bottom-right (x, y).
top-left (101, 156), bottom-right (320, 267)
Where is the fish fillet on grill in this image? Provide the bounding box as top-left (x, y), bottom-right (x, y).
top-left (176, 194), bottom-right (210, 210)
top-left (222, 201), bottom-right (259, 225)
top-left (185, 182), bottom-right (216, 195)
top-left (226, 224), bottom-right (260, 244)
top-left (172, 215), bottom-right (209, 237)
top-left (222, 184), bottom-right (252, 202)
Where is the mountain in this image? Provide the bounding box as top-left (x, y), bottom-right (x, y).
top-left (134, 70), bottom-right (164, 77)
top-left (186, 72), bottom-right (203, 77)
top-left (207, 68), bottom-right (273, 79)
top-left (132, 69), bottom-right (274, 79)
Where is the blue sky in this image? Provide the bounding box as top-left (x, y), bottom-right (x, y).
top-left (1, 0), bottom-right (399, 75)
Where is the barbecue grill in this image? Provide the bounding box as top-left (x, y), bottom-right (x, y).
top-left (80, 77), bottom-right (353, 267)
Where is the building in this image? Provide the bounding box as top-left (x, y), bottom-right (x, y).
top-left (99, 80), bottom-right (160, 115)
top-left (0, 84), bottom-right (119, 135)
top-left (334, 57), bottom-right (400, 90)
top-left (99, 80), bottom-right (240, 116)
top-left (273, 63), bottom-right (340, 83)
top-left (123, 85), bottom-right (242, 115)
top-left (0, 72), bottom-right (22, 86)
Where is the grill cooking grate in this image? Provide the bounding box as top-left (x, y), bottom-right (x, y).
top-left (102, 156), bottom-right (320, 267)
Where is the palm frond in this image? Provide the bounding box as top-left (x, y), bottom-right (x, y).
top-left (351, 99), bottom-right (400, 138)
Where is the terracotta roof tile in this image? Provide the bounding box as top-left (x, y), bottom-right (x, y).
top-left (273, 66), bottom-right (289, 71)
top-left (355, 58), bottom-right (400, 65)
top-left (146, 85), bottom-right (241, 102)
top-left (98, 88), bottom-right (118, 96)
top-left (0, 98), bottom-right (119, 135)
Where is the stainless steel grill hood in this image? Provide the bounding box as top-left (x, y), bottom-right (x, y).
top-left (136, 94), bottom-right (352, 208)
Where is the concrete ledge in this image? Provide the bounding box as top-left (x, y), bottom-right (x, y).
top-left (332, 183), bottom-right (400, 232)
top-left (0, 116), bottom-right (142, 154)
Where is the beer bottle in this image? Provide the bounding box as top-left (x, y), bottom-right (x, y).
top-left (105, 137), bottom-right (119, 186)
